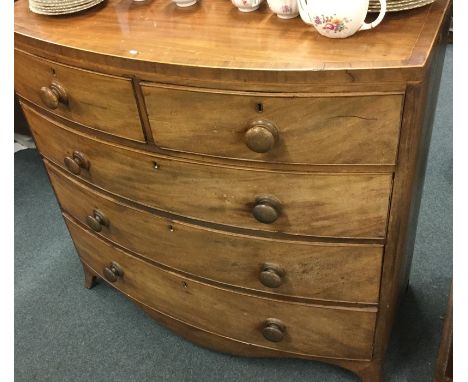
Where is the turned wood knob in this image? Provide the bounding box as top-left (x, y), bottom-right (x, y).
top-left (64, 151), bottom-right (90, 175)
top-left (253, 196), bottom-right (281, 224)
top-left (262, 318), bottom-right (286, 342)
top-left (86, 209), bottom-right (109, 232)
top-left (245, 120), bottom-right (278, 153)
top-left (260, 263), bottom-right (285, 288)
top-left (103, 261), bottom-right (123, 283)
top-left (39, 80), bottom-right (68, 109)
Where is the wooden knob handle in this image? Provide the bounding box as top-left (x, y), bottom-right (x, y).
top-left (86, 209), bottom-right (109, 232)
top-left (260, 263), bottom-right (285, 288)
top-left (64, 151), bottom-right (90, 175)
top-left (39, 80), bottom-right (68, 110)
top-left (245, 120), bottom-right (278, 153)
top-left (262, 318), bottom-right (286, 342)
top-left (103, 261), bottom-right (123, 283)
top-left (253, 196), bottom-right (281, 224)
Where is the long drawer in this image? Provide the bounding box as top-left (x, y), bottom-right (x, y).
top-left (14, 49), bottom-right (145, 142)
top-left (65, 217), bottom-right (377, 360)
top-left (143, 84), bottom-right (403, 165)
top-left (47, 162), bottom-right (383, 304)
top-left (25, 105), bottom-right (393, 239)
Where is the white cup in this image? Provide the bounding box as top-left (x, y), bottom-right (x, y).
top-left (267, 0), bottom-right (299, 19)
top-left (172, 0), bottom-right (198, 7)
top-left (231, 0), bottom-right (263, 12)
top-left (298, 0), bottom-right (386, 38)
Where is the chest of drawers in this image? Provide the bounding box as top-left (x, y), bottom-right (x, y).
top-left (14, 0), bottom-right (451, 380)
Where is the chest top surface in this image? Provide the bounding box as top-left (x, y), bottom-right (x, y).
top-left (15, 0), bottom-right (449, 74)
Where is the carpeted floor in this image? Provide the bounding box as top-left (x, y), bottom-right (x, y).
top-left (14, 46), bottom-right (452, 382)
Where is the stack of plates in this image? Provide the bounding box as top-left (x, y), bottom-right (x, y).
top-left (368, 0), bottom-right (436, 12)
top-left (29, 0), bottom-right (105, 15)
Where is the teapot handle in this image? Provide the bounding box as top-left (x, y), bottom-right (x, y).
top-left (297, 0), bottom-right (314, 25)
top-left (360, 0), bottom-right (386, 31)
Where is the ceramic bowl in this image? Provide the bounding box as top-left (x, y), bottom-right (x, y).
top-left (172, 0), bottom-right (198, 7)
top-left (267, 0), bottom-right (299, 19)
top-left (231, 0), bottom-right (264, 12)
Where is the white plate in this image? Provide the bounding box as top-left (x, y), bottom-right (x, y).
top-left (30, 3), bottom-right (97, 10)
top-left (368, 0), bottom-right (435, 12)
top-left (32, 0), bottom-right (94, 4)
top-left (30, 0), bottom-right (104, 15)
top-left (369, 0), bottom-right (433, 4)
top-left (30, 0), bottom-right (98, 7)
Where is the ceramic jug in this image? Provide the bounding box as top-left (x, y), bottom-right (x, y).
top-left (298, 0), bottom-right (387, 38)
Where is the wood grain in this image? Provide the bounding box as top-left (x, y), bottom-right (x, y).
top-left (14, 0), bottom-right (451, 88)
top-left (48, 161), bottom-right (383, 304)
top-left (143, 84), bottom-right (403, 165)
top-left (81, 261), bottom-right (97, 289)
top-left (369, 5), bottom-right (452, 376)
top-left (17, 94), bottom-right (398, 175)
top-left (65, 216), bottom-right (377, 361)
top-left (14, 49), bottom-right (145, 142)
top-left (25, 106), bottom-right (393, 239)
top-left (434, 284), bottom-right (452, 382)
top-left (78, 286), bottom-right (383, 381)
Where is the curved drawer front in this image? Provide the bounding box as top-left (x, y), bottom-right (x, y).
top-left (14, 50), bottom-right (145, 142)
top-left (65, 217), bottom-right (377, 360)
top-left (47, 163), bottom-right (383, 304)
top-left (143, 84), bottom-right (402, 165)
top-left (26, 106), bottom-right (392, 239)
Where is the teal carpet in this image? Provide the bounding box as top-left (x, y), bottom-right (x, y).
top-left (14, 46), bottom-right (452, 382)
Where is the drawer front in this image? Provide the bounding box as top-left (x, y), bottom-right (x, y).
top-left (65, 217), bottom-right (377, 360)
top-left (143, 84), bottom-right (402, 165)
top-left (48, 163), bottom-right (383, 304)
top-left (14, 50), bottom-right (145, 142)
top-left (26, 106), bottom-right (392, 239)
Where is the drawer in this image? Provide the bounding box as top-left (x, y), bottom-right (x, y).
top-left (14, 49), bottom-right (145, 142)
top-left (26, 105), bottom-right (392, 239)
top-left (47, 163), bottom-right (383, 304)
top-left (142, 84), bottom-right (403, 165)
top-left (65, 217), bottom-right (377, 360)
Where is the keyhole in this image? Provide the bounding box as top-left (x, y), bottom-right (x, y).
top-left (256, 103), bottom-right (264, 113)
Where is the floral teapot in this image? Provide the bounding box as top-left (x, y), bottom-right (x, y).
top-left (298, 0), bottom-right (387, 38)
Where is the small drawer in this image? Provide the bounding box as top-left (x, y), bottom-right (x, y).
top-left (26, 106), bottom-right (393, 239)
top-left (14, 49), bottom-right (145, 142)
top-left (47, 163), bottom-right (383, 304)
top-left (142, 84), bottom-right (403, 165)
top-left (65, 217), bottom-right (377, 360)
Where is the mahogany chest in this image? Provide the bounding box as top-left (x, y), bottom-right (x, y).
top-left (14, 0), bottom-right (451, 380)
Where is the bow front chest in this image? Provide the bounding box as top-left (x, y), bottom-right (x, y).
top-left (14, 0), bottom-right (451, 380)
